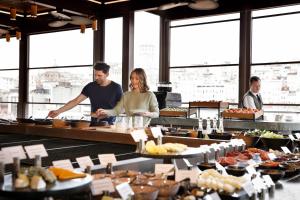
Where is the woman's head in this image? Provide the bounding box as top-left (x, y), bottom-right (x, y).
top-left (130, 68), bottom-right (149, 92)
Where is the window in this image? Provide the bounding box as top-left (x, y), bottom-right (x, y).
top-left (252, 5), bottom-right (300, 112)
top-left (105, 17), bottom-right (123, 85)
top-left (170, 13), bottom-right (240, 103)
top-left (28, 29), bottom-right (93, 118)
top-left (134, 11), bottom-right (160, 91)
top-left (0, 38), bottom-right (19, 120)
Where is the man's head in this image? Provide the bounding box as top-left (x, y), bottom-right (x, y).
top-left (249, 76), bottom-right (261, 93)
top-left (94, 62), bottom-right (110, 85)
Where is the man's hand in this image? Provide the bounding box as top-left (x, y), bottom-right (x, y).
top-left (96, 109), bottom-right (108, 118)
top-left (48, 110), bottom-right (60, 118)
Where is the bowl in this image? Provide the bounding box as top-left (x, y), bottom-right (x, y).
top-left (131, 185), bottom-right (159, 200)
top-left (16, 118), bottom-right (35, 124)
top-left (69, 120), bottom-right (90, 128)
top-left (197, 162), bottom-right (216, 171)
top-left (148, 179), bottom-right (180, 199)
top-left (261, 137), bottom-right (291, 150)
top-left (208, 133), bottom-right (232, 140)
top-left (225, 166), bottom-right (246, 177)
top-left (259, 161), bottom-right (280, 170)
top-left (34, 118), bottom-right (53, 125)
top-left (260, 169), bottom-right (285, 182)
top-left (52, 119), bottom-right (70, 128)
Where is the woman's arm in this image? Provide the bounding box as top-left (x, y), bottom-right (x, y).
top-left (97, 95), bottom-right (125, 117)
top-left (143, 92), bottom-right (159, 118)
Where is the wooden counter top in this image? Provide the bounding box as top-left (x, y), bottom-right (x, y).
top-left (0, 124), bottom-right (225, 147)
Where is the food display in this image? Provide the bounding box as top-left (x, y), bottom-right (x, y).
top-left (222, 108), bottom-right (263, 120)
top-left (197, 169), bottom-right (246, 194)
top-left (261, 131), bottom-right (284, 139)
top-left (145, 140), bottom-right (187, 155)
top-left (189, 101), bottom-right (229, 108)
top-left (49, 167), bottom-right (86, 181)
top-left (52, 119), bottom-right (70, 128)
top-left (15, 167), bottom-right (57, 189)
top-left (159, 107), bottom-right (196, 117)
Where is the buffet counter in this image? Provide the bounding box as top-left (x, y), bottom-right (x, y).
top-left (151, 117), bottom-right (300, 132)
top-left (0, 124), bottom-right (224, 147)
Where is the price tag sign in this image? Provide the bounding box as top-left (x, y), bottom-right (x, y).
top-left (76, 156), bottom-right (94, 169)
top-left (243, 181), bottom-right (255, 197)
top-left (98, 154), bottom-right (117, 166)
top-left (0, 151), bottom-right (6, 164)
top-left (130, 129), bottom-right (148, 142)
top-left (52, 159), bottom-right (74, 170)
top-left (262, 175), bottom-right (275, 187)
top-left (252, 177), bottom-right (267, 192)
top-left (24, 144), bottom-right (48, 159)
top-left (215, 162), bottom-right (228, 175)
top-left (289, 134), bottom-right (296, 141)
top-left (204, 192), bottom-right (222, 200)
top-left (175, 167), bottom-right (201, 183)
top-left (150, 127), bottom-right (163, 138)
top-left (155, 164), bottom-right (174, 176)
top-left (267, 153), bottom-right (277, 161)
top-left (1, 145), bottom-right (27, 163)
top-left (281, 146), bottom-right (291, 154)
top-left (91, 178), bottom-right (115, 196)
top-left (295, 133), bottom-right (300, 139)
top-left (116, 182), bottom-right (134, 200)
top-left (246, 165), bottom-right (257, 176)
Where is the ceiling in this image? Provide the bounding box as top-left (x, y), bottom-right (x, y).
top-left (0, 0), bottom-right (300, 35)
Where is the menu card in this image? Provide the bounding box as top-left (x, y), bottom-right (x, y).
top-left (98, 154), bottom-right (117, 166)
top-left (1, 145), bottom-right (27, 163)
top-left (52, 159), bottom-right (74, 170)
top-left (91, 177), bottom-right (115, 196)
top-left (24, 144), bottom-right (48, 159)
top-left (76, 156), bottom-right (94, 169)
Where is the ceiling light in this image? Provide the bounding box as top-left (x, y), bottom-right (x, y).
top-left (87, 0), bottom-right (102, 5)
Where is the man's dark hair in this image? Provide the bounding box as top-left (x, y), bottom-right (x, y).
top-left (93, 62), bottom-right (110, 74)
top-left (249, 76), bottom-right (261, 84)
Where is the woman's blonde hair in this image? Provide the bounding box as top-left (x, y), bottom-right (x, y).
top-left (129, 68), bottom-right (150, 93)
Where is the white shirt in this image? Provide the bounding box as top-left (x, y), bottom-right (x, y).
top-left (243, 90), bottom-right (260, 109)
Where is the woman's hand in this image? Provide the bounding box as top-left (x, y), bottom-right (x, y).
top-left (137, 112), bottom-right (152, 117)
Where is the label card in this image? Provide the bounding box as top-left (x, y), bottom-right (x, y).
top-left (1, 145), bottom-right (27, 163)
top-left (98, 154), bottom-right (117, 166)
top-left (267, 153), bottom-right (277, 161)
top-left (155, 164), bottom-right (174, 176)
top-left (262, 175), bottom-right (275, 187)
top-left (52, 159), bottom-right (74, 170)
top-left (91, 178), bottom-right (115, 196)
top-left (288, 134), bottom-right (296, 141)
top-left (175, 167), bottom-right (201, 183)
top-left (246, 165), bottom-right (257, 176)
top-left (0, 151), bottom-right (6, 164)
top-left (204, 192), bottom-right (222, 200)
top-left (252, 177), bottom-right (267, 192)
top-left (150, 127), bottom-right (163, 138)
top-left (24, 144), bottom-right (48, 159)
top-left (243, 181), bottom-right (255, 197)
top-left (116, 182), bottom-right (134, 200)
top-left (295, 133), bottom-right (300, 139)
top-left (281, 146), bottom-right (291, 154)
top-left (76, 156), bottom-right (94, 169)
top-left (130, 129), bottom-right (148, 142)
top-left (216, 162), bottom-right (228, 175)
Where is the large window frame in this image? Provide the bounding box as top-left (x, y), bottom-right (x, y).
top-left (27, 29), bottom-right (94, 118)
top-left (169, 14), bottom-right (240, 104)
top-left (0, 38), bottom-right (20, 120)
top-left (251, 7), bottom-right (300, 116)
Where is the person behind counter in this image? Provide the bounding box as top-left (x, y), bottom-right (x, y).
top-left (96, 68), bottom-right (159, 126)
top-left (48, 62), bottom-right (123, 125)
top-left (241, 76), bottom-right (263, 109)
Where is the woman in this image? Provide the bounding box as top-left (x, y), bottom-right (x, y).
top-left (96, 68), bottom-right (159, 126)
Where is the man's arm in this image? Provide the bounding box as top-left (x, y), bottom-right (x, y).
top-left (48, 94), bottom-right (87, 118)
top-left (243, 96), bottom-right (256, 109)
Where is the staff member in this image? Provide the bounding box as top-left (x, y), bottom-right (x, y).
top-left (241, 76), bottom-right (263, 109)
top-left (96, 68), bottom-right (159, 126)
top-left (48, 62), bottom-right (123, 125)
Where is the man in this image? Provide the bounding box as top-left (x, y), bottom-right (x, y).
top-left (241, 76), bottom-right (263, 109)
top-left (48, 62), bottom-right (123, 125)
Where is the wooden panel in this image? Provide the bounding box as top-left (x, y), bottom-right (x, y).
top-left (222, 110), bottom-right (264, 120)
top-left (189, 101), bottom-right (229, 109)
